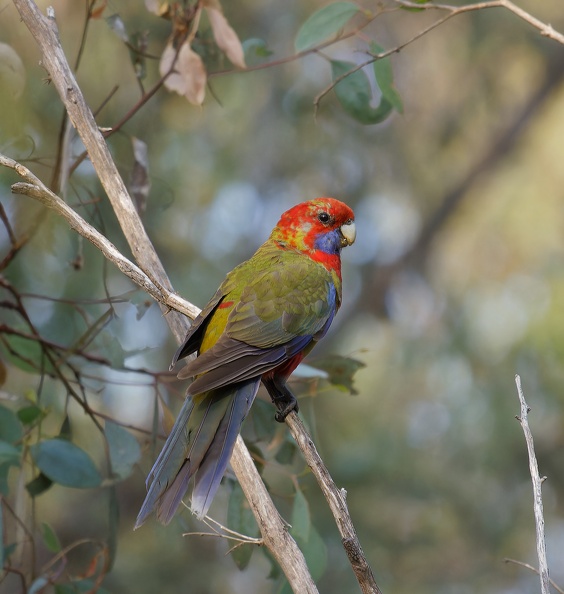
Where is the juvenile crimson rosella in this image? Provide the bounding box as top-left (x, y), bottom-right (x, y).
top-left (135, 198), bottom-right (355, 527)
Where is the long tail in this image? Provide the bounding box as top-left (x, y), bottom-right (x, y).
top-left (135, 379), bottom-right (259, 528)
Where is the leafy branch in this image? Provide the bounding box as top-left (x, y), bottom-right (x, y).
top-left (313, 0), bottom-right (564, 114)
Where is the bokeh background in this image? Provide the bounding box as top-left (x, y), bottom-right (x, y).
top-left (2, 0), bottom-right (564, 593)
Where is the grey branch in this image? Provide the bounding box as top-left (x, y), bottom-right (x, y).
top-left (285, 413), bottom-right (383, 594)
top-left (514, 375), bottom-right (550, 594)
top-left (9, 0), bottom-right (317, 591)
top-left (7, 1), bottom-right (382, 592)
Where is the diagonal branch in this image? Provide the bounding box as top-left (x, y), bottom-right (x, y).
top-left (9, 1), bottom-right (318, 592)
top-left (285, 412), bottom-right (382, 594)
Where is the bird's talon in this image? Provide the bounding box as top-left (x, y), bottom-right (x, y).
top-left (274, 400), bottom-right (299, 422)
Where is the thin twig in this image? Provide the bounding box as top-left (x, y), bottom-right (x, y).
top-left (314, 0), bottom-right (564, 111)
top-left (182, 514), bottom-right (263, 546)
top-left (504, 558), bottom-right (564, 594)
top-left (514, 375), bottom-right (550, 594)
top-left (395, 0), bottom-right (564, 45)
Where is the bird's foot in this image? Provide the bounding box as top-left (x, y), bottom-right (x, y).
top-left (274, 395), bottom-right (299, 423)
top-left (262, 377), bottom-right (299, 422)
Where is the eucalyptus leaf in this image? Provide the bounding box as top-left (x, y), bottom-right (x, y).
top-left (31, 439), bottom-right (102, 489)
top-left (0, 404), bottom-right (22, 443)
top-left (295, 2), bottom-right (359, 52)
top-left (26, 472), bottom-right (53, 497)
top-left (371, 42), bottom-right (403, 113)
top-left (105, 421), bottom-right (141, 480)
top-left (40, 522), bottom-right (61, 553)
top-left (0, 441), bottom-right (21, 466)
top-left (331, 60), bottom-right (393, 125)
top-left (290, 486), bottom-right (310, 542)
top-left (309, 354), bottom-right (366, 394)
top-left (17, 404), bottom-right (45, 426)
top-left (227, 481), bottom-right (259, 570)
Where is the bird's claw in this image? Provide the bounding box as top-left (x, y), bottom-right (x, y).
top-left (274, 398), bottom-right (299, 423)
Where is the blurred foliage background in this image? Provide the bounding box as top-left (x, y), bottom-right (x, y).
top-left (1, 0), bottom-right (564, 593)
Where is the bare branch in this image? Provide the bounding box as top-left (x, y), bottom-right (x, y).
top-left (8, 2), bottom-right (321, 591)
top-left (395, 1), bottom-right (564, 45)
top-left (514, 375), bottom-right (550, 594)
top-left (285, 412), bottom-right (383, 594)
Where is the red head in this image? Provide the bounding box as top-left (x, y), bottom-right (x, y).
top-left (270, 198), bottom-right (356, 273)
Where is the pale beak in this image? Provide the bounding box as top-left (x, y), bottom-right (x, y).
top-left (339, 220), bottom-right (356, 247)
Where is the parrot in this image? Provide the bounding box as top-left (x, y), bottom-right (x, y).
top-left (135, 197), bottom-right (356, 528)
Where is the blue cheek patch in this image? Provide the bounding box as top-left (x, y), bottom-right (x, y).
top-left (313, 228), bottom-right (341, 255)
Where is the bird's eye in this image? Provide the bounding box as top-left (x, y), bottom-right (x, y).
top-left (318, 212), bottom-right (331, 224)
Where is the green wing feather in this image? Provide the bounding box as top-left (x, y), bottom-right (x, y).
top-left (176, 241), bottom-right (340, 392)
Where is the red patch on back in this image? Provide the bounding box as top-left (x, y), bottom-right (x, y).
top-left (263, 352), bottom-right (306, 382)
top-left (218, 300), bottom-right (234, 309)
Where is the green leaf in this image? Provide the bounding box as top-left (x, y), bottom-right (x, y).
top-left (290, 486), bottom-right (310, 542)
top-left (2, 542), bottom-right (17, 565)
top-left (295, 2), bottom-right (360, 52)
top-left (0, 405), bottom-right (22, 443)
top-left (297, 524), bottom-right (328, 581)
top-left (0, 462), bottom-right (12, 495)
top-left (309, 354), bottom-right (366, 395)
top-left (275, 438), bottom-right (297, 465)
top-left (0, 333), bottom-right (51, 375)
top-left (287, 507), bottom-right (328, 585)
top-left (30, 439), bottom-right (102, 489)
top-left (227, 481), bottom-right (259, 570)
top-left (371, 42), bottom-right (403, 113)
top-left (26, 472), bottom-right (53, 497)
top-left (227, 482), bottom-right (259, 570)
top-left (59, 415), bottom-right (72, 441)
top-left (242, 38), bottom-right (273, 65)
top-left (105, 421), bottom-right (141, 480)
top-left (331, 60), bottom-right (394, 125)
top-left (251, 398), bottom-right (276, 442)
top-left (0, 441), bottom-right (21, 466)
top-left (17, 404), bottom-right (45, 426)
top-left (41, 522), bottom-right (61, 553)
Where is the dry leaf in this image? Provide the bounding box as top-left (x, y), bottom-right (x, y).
top-left (145, 0), bottom-right (170, 17)
top-left (160, 41), bottom-right (207, 105)
top-left (206, 6), bottom-right (246, 69)
top-left (90, 0), bottom-right (108, 19)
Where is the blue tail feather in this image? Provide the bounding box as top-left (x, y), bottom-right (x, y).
top-left (191, 379), bottom-right (260, 518)
top-left (135, 379), bottom-right (260, 528)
